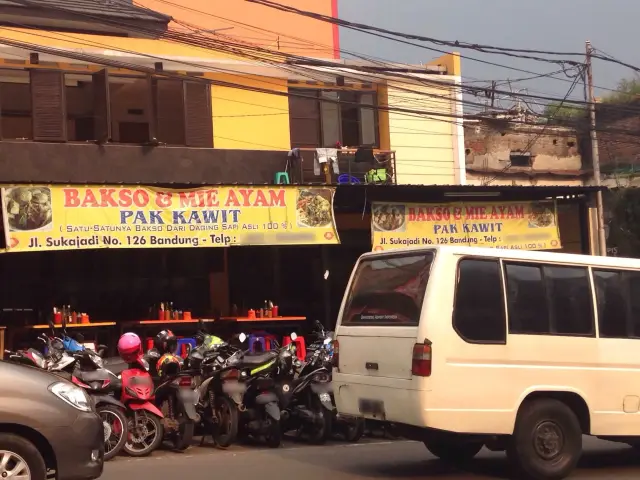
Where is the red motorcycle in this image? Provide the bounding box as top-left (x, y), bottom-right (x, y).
top-left (116, 333), bottom-right (165, 457)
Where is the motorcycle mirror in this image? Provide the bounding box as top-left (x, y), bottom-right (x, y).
top-left (185, 343), bottom-right (192, 355)
top-left (238, 333), bottom-right (247, 343)
top-left (323, 338), bottom-right (331, 345)
top-left (290, 332), bottom-right (297, 341)
top-left (323, 270), bottom-right (329, 280)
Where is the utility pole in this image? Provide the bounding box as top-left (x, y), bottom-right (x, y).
top-left (586, 40), bottom-right (607, 256)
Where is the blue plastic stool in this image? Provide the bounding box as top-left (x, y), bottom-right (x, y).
top-left (274, 172), bottom-right (290, 184)
top-left (176, 338), bottom-right (196, 357)
top-left (248, 335), bottom-right (267, 353)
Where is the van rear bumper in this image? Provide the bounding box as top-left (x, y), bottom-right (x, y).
top-left (333, 373), bottom-right (514, 435)
top-left (333, 373), bottom-right (429, 428)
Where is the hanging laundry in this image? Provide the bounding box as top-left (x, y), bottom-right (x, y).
top-left (315, 148), bottom-right (340, 176)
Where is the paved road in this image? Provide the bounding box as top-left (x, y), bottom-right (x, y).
top-left (101, 436), bottom-right (640, 480)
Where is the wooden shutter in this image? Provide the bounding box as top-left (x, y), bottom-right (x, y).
top-left (155, 79), bottom-right (185, 145)
top-left (288, 90), bottom-right (320, 148)
top-left (183, 81), bottom-right (213, 148)
top-left (30, 70), bottom-right (66, 142)
top-left (92, 69), bottom-right (111, 143)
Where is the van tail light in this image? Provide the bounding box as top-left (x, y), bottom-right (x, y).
top-left (411, 342), bottom-right (432, 377)
top-left (332, 339), bottom-right (339, 372)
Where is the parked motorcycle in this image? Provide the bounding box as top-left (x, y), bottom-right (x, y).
top-left (116, 333), bottom-right (165, 457)
top-left (147, 333), bottom-right (199, 452)
top-left (278, 332), bottom-right (333, 444)
top-left (234, 334), bottom-right (299, 448)
top-left (187, 323), bottom-right (244, 448)
top-left (306, 321), bottom-right (365, 443)
top-left (69, 349), bottom-right (129, 460)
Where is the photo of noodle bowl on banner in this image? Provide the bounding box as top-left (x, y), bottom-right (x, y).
top-left (371, 200), bottom-right (561, 251)
top-left (0, 185), bottom-right (339, 252)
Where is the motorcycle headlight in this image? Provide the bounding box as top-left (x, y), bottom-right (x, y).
top-left (49, 382), bottom-right (92, 412)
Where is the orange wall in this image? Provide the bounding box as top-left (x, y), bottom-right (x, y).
top-left (138, 0), bottom-right (339, 58)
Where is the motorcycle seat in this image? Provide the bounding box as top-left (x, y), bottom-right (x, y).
top-left (104, 358), bottom-right (128, 376)
top-left (237, 351), bottom-right (278, 367)
top-left (75, 368), bottom-right (111, 382)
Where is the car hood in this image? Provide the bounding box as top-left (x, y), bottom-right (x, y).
top-left (0, 358), bottom-right (70, 385)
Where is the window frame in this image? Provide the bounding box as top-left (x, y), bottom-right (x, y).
top-left (340, 250), bottom-right (435, 328)
top-left (288, 87), bottom-right (380, 148)
top-left (503, 260), bottom-right (596, 338)
top-left (452, 256), bottom-right (507, 345)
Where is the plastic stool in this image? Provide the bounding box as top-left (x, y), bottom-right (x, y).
top-left (248, 335), bottom-right (267, 353)
top-left (283, 335), bottom-right (306, 362)
top-left (251, 331), bottom-right (278, 350)
top-left (274, 172), bottom-right (290, 184)
top-left (176, 338), bottom-right (196, 358)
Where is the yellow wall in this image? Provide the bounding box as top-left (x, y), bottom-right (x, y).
top-left (381, 81), bottom-right (458, 185)
top-left (210, 75), bottom-right (290, 150)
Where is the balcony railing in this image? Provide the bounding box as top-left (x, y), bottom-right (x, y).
top-left (293, 148), bottom-right (397, 185)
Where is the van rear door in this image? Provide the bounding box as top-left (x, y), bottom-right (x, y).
top-left (335, 251), bottom-right (434, 382)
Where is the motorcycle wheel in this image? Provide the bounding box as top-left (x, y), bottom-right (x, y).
top-left (124, 411), bottom-right (164, 457)
top-left (264, 417), bottom-right (282, 448)
top-left (212, 396), bottom-right (238, 448)
top-left (98, 405), bottom-right (128, 461)
top-left (343, 418), bottom-right (365, 443)
top-left (307, 398), bottom-right (332, 445)
top-left (170, 417), bottom-right (194, 452)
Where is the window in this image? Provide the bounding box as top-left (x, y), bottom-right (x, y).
top-left (505, 262), bottom-right (595, 336)
top-left (288, 89), bottom-right (378, 148)
top-left (594, 269), bottom-right (628, 338)
top-left (628, 272), bottom-right (640, 337)
top-left (454, 259), bottom-right (506, 343)
top-left (509, 152), bottom-right (532, 167)
top-left (341, 252), bottom-right (433, 326)
top-left (505, 263), bottom-right (549, 334)
top-left (544, 266), bottom-right (594, 336)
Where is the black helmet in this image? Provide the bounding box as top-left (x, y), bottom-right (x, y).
top-left (154, 329), bottom-right (177, 354)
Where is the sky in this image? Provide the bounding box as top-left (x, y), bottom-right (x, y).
top-left (338, 0), bottom-right (637, 103)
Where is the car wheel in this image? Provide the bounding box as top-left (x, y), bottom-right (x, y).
top-left (424, 437), bottom-right (484, 463)
top-left (507, 398), bottom-right (582, 480)
top-left (0, 432), bottom-right (47, 480)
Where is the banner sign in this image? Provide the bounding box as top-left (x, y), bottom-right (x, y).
top-left (371, 200), bottom-right (561, 251)
top-left (1, 185), bottom-right (339, 252)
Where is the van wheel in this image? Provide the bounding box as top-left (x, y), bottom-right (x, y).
top-left (507, 398), bottom-right (582, 480)
top-left (424, 438), bottom-right (483, 462)
top-left (0, 433), bottom-right (47, 480)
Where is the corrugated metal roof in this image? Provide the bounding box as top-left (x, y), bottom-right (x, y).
top-left (0, 0), bottom-right (170, 22)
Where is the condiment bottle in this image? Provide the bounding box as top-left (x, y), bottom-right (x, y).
top-left (158, 303), bottom-right (165, 321)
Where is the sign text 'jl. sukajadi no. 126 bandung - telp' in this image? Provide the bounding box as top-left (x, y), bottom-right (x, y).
top-left (0, 185), bottom-right (339, 252)
top-left (371, 200), bottom-right (562, 251)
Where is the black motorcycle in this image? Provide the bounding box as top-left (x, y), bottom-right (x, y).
top-left (306, 321), bottom-right (365, 443)
top-left (278, 334), bottom-right (333, 444)
top-left (186, 332), bottom-right (245, 448)
top-left (233, 337), bottom-right (296, 448)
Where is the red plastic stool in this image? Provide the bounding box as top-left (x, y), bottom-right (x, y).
top-left (283, 335), bottom-right (306, 362)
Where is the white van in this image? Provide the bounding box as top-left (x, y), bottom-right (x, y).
top-left (332, 246), bottom-right (640, 480)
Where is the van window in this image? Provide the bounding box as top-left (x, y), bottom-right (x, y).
top-left (505, 263), bottom-right (549, 334)
top-left (454, 259), bottom-right (506, 343)
top-left (544, 265), bottom-right (594, 336)
top-left (341, 252), bottom-right (433, 326)
top-left (505, 262), bottom-right (594, 336)
top-left (628, 272), bottom-right (640, 337)
top-left (594, 269), bottom-right (628, 338)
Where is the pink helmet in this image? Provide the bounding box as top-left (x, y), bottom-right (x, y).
top-left (117, 332), bottom-right (142, 362)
